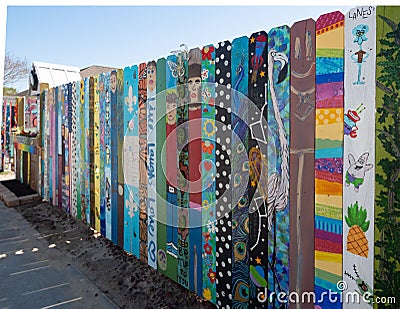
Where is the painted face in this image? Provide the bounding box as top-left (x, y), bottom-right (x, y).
top-left (166, 101), bottom-right (177, 125)
top-left (147, 65), bottom-right (156, 92)
top-left (110, 74), bottom-right (117, 93)
top-left (188, 76), bottom-right (201, 103)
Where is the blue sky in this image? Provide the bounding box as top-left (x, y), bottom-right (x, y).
top-left (3, 5), bottom-right (353, 91)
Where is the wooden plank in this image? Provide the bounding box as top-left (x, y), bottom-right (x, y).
top-left (374, 5), bottom-right (400, 304)
top-left (117, 69), bottom-right (124, 247)
top-left (138, 63), bottom-right (148, 263)
top-left (84, 78), bottom-right (91, 224)
top-left (75, 81), bottom-right (82, 220)
top-left (267, 25), bottom-right (291, 307)
top-left (99, 74), bottom-right (106, 235)
top-left (247, 30), bottom-right (269, 307)
top-left (165, 54), bottom-right (179, 282)
top-left (94, 76), bottom-right (101, 230)
top-left (200, 44), bottom-right (216, 304)
top-left (104, 72), bottom-right (112, 239)
top-left (71, 82), bottom-right (78, 218)
top-left (156, 57), bottom-right (167, 274)
top-left (147, 60), bottom-right (158, 269)
top-left (123, 65), bottom-right (139, 256)
top-left (314, 11), bottom-right (344, 308)
top-left (176, 46), bottom-right (190, 289)
top-left (231, 35), bottom-right (249, 307)
top-left (188, 47), bottom-right (202, 294)
top-left (343, 7), bottom-right (376, 309)
top-left (215, 40), bottom-right (232, 308)
top-left (89, 77), bottom-right (95, 226)
top-left (289, 19), bottom-right (316, 309)
top-left (110, 70), bottom-right (118, 243)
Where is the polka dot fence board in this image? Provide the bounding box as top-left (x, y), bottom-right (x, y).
top-left (176, 47), bottom-right (190, 290)
top-left (165, 54), bottom-right (179, 282)
top-left (231, 35), bottom-right (250, 308)
top-left (138, 63), bottom-right (148, 263)
top-left (267, 25), bottom-right (290, 306)
top-left (71, 82), bottom-right (80, 218)
top-left (247, 30), bottom-right (269, 307)
top-left (314, 11), bottom-right (344, 308)
top-left (289, 18), bottom-right (316, 309)
top-left (68, 82), bottom-right (78, 217)
top-left (201, 44), bottom-right (216, 303)
top-left (215, 40), bottom-right (233, 309)
top-left (147, 59), bottom-right (158, 270)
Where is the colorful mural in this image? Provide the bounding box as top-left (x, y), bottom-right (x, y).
top-left (33, 6), bottom-right (400, 309)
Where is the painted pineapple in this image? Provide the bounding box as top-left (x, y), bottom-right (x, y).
top-left (345, 202), bottom-right (370, 258)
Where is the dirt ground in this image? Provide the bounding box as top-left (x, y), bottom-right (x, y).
top-left (13, 200), bottom-right (214, 309)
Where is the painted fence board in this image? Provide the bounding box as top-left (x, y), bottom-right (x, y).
top-left (289, 18), bottom-right (316, 309)
top-left (267, 25), bottom-right (291, 307)
top-left (343, 6), bottom-right (376, 309)
top-left (165, 54), bottom-right (179, 282)
top-left (215, 40), bottom-right (233, 309)
top-left (314, 11), bottom-right (344, 309)
top-left (247, 30), bottom-right (269, 308)
top-left (201, 44), bottom-right (216, 304)
top-left (231, 35), bottom-right (250, 308)
top-left (147, 60), bottom-right (157, 269)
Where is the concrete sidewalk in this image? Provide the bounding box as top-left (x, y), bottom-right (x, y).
top-left (0, 201), bottom-right (118, 309)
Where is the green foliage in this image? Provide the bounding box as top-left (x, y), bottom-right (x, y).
top-left (375, 15), bottom-right (400, 306)
top-left (345, 202), bottom-right (370, 231)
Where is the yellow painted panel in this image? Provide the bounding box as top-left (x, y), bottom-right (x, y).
top-left (316, 121), bottom-right (343, 140)
top-left (317, 27), bottom-right (344, 49)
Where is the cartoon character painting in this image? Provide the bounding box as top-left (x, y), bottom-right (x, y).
top-left (351, 24), bottom-right (370, 85)
top-left (345, 152), bottom-right (373, 192)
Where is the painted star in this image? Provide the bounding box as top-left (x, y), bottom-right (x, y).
top-left (250, 37), bottom-right (255, 43)
top-left (255, 256), bottom-right (261, 264)
top-left (260, 71), bottom-right (265, 77)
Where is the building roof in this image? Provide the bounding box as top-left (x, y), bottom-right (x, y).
top-left (29, 61), bottom-right (81, 96)
top-left (80, 65), bottom-right (119, 79)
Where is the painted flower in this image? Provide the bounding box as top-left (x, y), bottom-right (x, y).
top-left (204, 243), bottom-right (212, 255)
top-left (202, 46), bottom-right (215, 61)
top-left (202, 199), bottom-right (210, 211)
top-left (203, 119), bottom-right (215, 138)
top-left (207, 268), bottom-right (216, 283)
top-left (203, 288), bottom-right (212, 301)
top-left (207, 219), bottom-right (217, 234)
top-left (202, 140), bottom-right (214, 154)
top-left (203, 231), bottom-right (211, 242)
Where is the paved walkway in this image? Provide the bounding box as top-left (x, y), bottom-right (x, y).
top-left (0, 201), bottom-right (118, 309)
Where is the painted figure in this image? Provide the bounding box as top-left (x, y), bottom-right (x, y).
top-left (351, 24), bottom-right (370, 85)
top-left (345, 152), bottom-right (373, 192)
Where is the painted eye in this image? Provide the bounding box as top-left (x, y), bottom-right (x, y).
top-left (234, 280), bottom-right (249, 302)
top-left (234, 241), bottom-right (246, 261)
